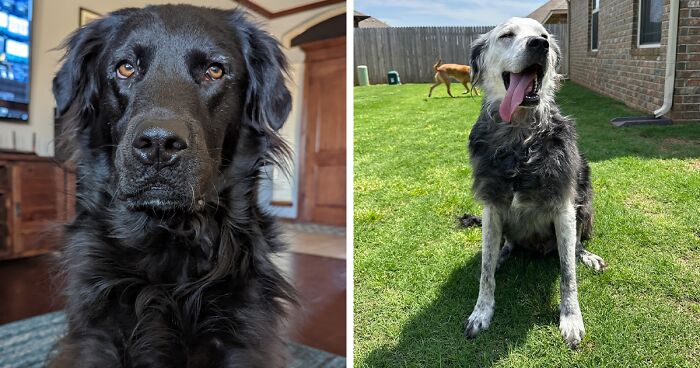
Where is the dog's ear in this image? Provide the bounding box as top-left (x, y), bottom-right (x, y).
top-left (231, 11), bottom-right (292, 132)
top-left (53, 22), bottom-right (104, 118)
top-left (469, 35), bottom-right (488, 86)
top-left (53, 9), bottom-right (136, 158)
top-left (53, 9), bottom-right (135, 118)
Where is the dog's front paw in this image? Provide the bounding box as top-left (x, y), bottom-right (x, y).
top-left (464, 306), bottom-right (493, 338)
top-left (559, 312), bottom-right (585, 348)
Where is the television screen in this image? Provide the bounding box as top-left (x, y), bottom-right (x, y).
top-left (0, 0), bottom-right (30, 122)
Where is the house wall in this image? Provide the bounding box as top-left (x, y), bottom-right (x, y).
top-left (544, 13), bottom-right (567, 25)
top-left (672, 0), bottom-right (700, 121)
top-left (569, 0), bottom-right (700, 121)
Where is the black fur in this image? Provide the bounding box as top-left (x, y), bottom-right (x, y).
top-left (457, 214), bottom-right (482, 228)
top-left (468, 105), bottom-right (593, 254)
top-left (468, 39), bottom-right (487, 87)
top-left (49, 5), bottom-right (295, 368)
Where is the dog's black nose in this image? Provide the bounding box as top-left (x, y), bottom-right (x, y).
top-left (527, 37), bottom-right (549, 51)
top-left (132, 121), bottom-right (189, 167)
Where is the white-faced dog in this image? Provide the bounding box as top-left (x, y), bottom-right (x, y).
top-left (464, 17), bottom-right (606, 348)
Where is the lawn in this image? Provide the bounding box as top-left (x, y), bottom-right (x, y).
top-left (353, 82), bottom-right (700, 367)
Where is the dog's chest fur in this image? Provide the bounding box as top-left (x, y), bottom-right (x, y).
top-left (61, 208), bottom-right (291, 366)
top-left (468, 108), bottom-right (580, 253)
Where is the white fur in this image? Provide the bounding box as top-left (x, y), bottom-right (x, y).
top-left (579, 251), bottom-right (606, 272)
top-left (465, 205), bottom-right (501, 337)
top-left (559, 312), bottom-right (585, 346)
top-left (472, 17), bottom-right (561, 126)
top-left (554, 202), bottom-right (585, 347)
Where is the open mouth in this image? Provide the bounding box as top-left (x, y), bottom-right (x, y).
top-left (499, 64), bottom-right (545, 122)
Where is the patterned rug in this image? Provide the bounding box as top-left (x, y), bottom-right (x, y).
top-left (0, 312), bottom-right (345, 368)
top-left (281, 222), bottom-right (346, 237)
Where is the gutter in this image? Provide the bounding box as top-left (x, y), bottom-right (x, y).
top-left (654, 0), bottom-right (680, 118)
top-left (611, 0), bottom-right (678, 126)
top-left (566, 0), bottom-right (571, 79)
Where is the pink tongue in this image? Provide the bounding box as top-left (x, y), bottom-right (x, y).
top-left (499, 72), bottom-right (536, 122)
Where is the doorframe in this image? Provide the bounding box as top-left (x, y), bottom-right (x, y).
top-left (280, 4), bottom-right (346, 48)
top-left (296, 37), bottom-right (346, 224)
top-left (262, 9), bottom-right (345, 220)
top-left (261, 46), bottom-right (304, 219)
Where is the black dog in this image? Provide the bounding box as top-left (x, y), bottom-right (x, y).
top-left (49, 5), bottom-right (295, 367)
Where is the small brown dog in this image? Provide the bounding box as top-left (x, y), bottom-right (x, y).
top-left (428, 59), bottom-right (479, 97)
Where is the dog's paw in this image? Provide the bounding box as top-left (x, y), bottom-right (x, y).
top-left (579, 251), bottom-right (607, 272)
top-left (559, 312), bottom-right (585, 348)
top-left (464, 306), bottom-right (493, 338)
top-left (496, 242), bottom-right (513, 271)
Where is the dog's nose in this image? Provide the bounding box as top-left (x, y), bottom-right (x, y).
top-left (132, 120), bottom-right (189, 167)
top-left (526, 37), bottom-right (549, 51)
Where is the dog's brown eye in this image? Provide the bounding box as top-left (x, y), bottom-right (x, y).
top-left (541, 34), bottom-right (549, 39)
top-left (205, 64), bottom-right (224, 80)
top-left (116, 62), bottom-right (136, 79)
top-left (499, 32), bottom-right (514, 39)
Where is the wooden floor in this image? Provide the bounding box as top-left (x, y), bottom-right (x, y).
top-left (0, 251), bottom-right (346, 357)
top-left (288, 253), bottom-right (346, 356)
top-left (0, 255), bottom-right (61, 325)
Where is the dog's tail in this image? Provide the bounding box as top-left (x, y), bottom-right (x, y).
top-left (433, 58), bottom-right (443, 71)
top-left (458, 213), bottom-right (482, 228)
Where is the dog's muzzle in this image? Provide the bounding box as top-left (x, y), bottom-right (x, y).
top-left (499, 36), bottom-right (549, 122)
top-left (119, 119), bottom-right (206, 212)
top-left (132, 120), bottom-right (189, 169)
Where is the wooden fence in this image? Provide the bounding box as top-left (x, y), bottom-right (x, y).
top-left (354, 24), bottom-right (568, 85)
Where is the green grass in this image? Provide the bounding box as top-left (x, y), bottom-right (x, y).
top-left (353, 82), bottom-right (700, 367)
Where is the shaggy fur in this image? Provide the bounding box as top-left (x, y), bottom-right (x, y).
top-left (462, 18), bottom-right (606, 348)
top-left (48, 5), bottom-right (296, 367)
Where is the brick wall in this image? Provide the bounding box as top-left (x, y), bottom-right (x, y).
top-left (569, 0), bottom-right (700, 122)
top-left (673, 0), bottom-right (700, 121)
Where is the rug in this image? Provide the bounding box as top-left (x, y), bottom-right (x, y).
top-left (0, 312), bottom-right (346, 368)
top-left (281, 222), bottom-right (346, 237)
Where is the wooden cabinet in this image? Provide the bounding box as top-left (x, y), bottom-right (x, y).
top-left (0, 152), bottom-right (75, 260)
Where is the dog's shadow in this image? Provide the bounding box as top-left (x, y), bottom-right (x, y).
top-left (363, 246), bottom-right (563, 367)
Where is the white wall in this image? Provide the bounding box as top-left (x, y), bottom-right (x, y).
top-left (0, 0), bottom-right (345, 216)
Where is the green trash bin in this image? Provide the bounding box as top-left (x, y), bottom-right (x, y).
top-left (387, 70), bottom-right (401, 85)
top-left (357, 65), bottom-right (370, 86)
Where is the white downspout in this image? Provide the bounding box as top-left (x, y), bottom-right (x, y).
top-left (654, 0), bottom-right (680, 118)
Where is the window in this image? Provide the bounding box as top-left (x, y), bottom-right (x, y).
top-left (591, 0), bottom-right (599, 51)
top-left (638, 0), bottom-right (662, 47)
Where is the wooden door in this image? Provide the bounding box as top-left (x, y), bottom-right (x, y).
top-left (298, 37), bottom-right (346, 226)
